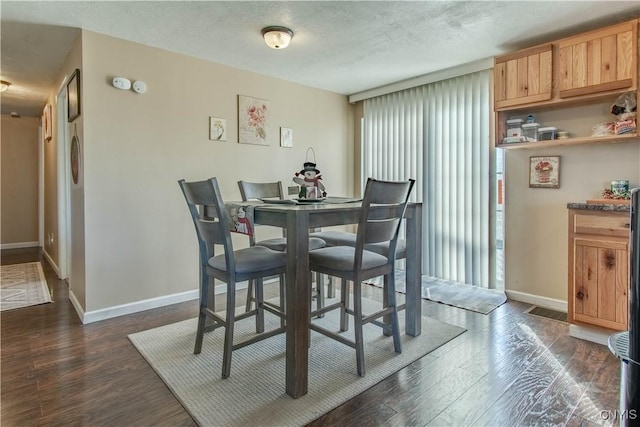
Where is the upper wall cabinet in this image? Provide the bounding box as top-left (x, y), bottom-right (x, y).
top-left (494, 44), bottom-right (553, 109)
top-left (558, 21), bottom-right (637, 98)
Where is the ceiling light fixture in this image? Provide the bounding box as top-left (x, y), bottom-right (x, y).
top-left (0, 80), bottom-right (11, 92)
top-left (261, 26), bottom-right (294, 49)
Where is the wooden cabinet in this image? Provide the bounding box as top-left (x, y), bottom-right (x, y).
top-left (494, 19), bottom-right (639, 149)
top-left (494, 44), bottom-right (553, 109)
top-left (558, 21), bottom-right (637, 98)
top-left (568, 209), bottom-right (631, 331)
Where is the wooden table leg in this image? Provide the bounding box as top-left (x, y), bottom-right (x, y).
top-left (285, 210), bottom-right (310, 398)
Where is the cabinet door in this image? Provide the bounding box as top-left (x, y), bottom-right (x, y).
top-left (494, 44), bottom-right (553, 109)
top-left (558, 21), bottom-right (637, 98)
top-left (573, 237), bottom-right (628, 330)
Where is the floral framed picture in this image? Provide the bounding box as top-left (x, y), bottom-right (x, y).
top-left (238, 95), bottom-right (270, 145)
top-left (209, 117), bottom-right (227, 141)
top-left (529, 156), bottom-right (560, 188)
top-left (67, 68), bottom-right (80, 122)
top-left (280, 127), bottom-right (293, 148)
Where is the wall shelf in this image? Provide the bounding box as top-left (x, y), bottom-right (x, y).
top-left (496, 133), bottom-right (639, 150)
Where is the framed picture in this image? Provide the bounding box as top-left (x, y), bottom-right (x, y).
top-left (67, 69), bottom-right (81, 122)
top-left (280, 127), bottom-right (293, 148)
top-left (529, 156), bottom-right (560, 188)
top-left (42, 104), bottom-right (52, 141)
top-left (209, 117), bottom-right (227, 141)
top-left (238, 95), bottom-right (270, 145)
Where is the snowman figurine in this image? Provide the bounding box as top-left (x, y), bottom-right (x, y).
top-left (293, 162), bottom-right (326, 199)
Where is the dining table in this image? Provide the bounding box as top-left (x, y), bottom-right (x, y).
top-left (244, 196), bottom-right (423, 399)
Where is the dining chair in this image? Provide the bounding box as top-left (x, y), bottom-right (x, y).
top-left (179, 177), bottom-right (287, 379)
top-left (308, 177), bottom-right (415, 377)
top-left (237, 180), bottom-right (327, 314)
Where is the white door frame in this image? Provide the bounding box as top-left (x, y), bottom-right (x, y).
top-left (55, 84), bottom-right (71, 280)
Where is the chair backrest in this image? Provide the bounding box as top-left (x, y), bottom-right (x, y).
top-left (238, 180), bottom-right (286, 245)
top-left (355, 178), bottom-right (415, 269)
top-left (179, 177), bottom-right (236, 272)
top-left (238, 181), bottom-right (284, 201)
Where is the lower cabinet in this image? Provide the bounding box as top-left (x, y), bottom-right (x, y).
top-left (568, 208), bottom-right (631, 331)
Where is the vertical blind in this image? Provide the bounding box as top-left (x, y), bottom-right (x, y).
top-left (362, 70), bottom-right (490, 287)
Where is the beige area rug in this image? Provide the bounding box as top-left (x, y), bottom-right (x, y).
top-left (129, 297), bottom-right (465, 427)
top-left (0, 262), bottom-right (52, 312)
top-left (367, 270), bottom-right (507, 314)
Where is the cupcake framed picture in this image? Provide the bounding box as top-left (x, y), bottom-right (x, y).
top-left (530, 156), bottom-right (560, 188)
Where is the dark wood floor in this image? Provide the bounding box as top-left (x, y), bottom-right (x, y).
top-left (1, 247), bottom-right (623, 426)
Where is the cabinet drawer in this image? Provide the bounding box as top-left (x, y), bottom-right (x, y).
top-left (574, 213), bottom-right (631, 237)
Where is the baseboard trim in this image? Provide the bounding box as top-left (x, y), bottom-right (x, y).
top-left (505, 290), bottom-right (567, 312)
top-left (1, 241), bottom-right (39, 250)
top-left (78, 282), bottom-right (249, 324)
top-left (69, 289), bottom-right (86, 323)
top-left (42, 248), bottom-right (62, 279)
top-left (568, 324), bottom-right (612, 346)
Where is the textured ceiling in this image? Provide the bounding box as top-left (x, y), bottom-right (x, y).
top-left (1, 1), bottom-right (639, 117)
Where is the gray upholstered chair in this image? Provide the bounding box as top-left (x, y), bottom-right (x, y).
top-left (179, 177), bottom-right (286, 379)
top-left (237, 180), bottom-right (327, 314)
top-left (308, 177), bottom-right (415, 376)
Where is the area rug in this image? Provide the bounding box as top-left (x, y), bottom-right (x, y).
top-left (0, 262), bottom-right (52, 311)
top-left (367, 270), bottom-right (507, 314)
top-left (129, 298), bottom-right (465, 427)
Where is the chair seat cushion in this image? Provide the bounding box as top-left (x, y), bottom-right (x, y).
top-left (256, 237), bottom-right (326, 252)
top-left (309, 246), bottom-right (388, 271)
top-left (365, 239), bottom-right (406, 258)
top-left (310, 231), bottom-right (406, 259)
top-left (208, 246), bottom-right (286, 273)
top-left (309, 231), bottom-right (356, 247)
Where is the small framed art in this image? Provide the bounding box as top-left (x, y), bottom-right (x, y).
top-left (529, 156), bottom-right (560, 188)
top-left (43, 104), bottom-right (52, 141)
top-left (67, 69), bottom-right (81, 122)
top-left (209, 117), bottom-right (227, 141)
top-left (280, 127), bottom-right (293, 147)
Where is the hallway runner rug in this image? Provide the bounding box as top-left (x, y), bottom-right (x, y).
top-left (366, 270), bottom-right (507, 314)
top-left (0, 262), bottom-right (52, 311)
top-left (129, 297), bottom-right (465, 427)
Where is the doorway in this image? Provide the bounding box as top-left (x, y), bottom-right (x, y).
top-left (55, 84), bottom-right (71, 280)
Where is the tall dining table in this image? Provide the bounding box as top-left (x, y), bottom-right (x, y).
top-left (250, 198), bottom-right (423, 399)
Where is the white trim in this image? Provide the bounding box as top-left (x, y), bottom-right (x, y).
top-left (43, 248), bottom-right (61, 279)
top-left (39, 123), bottom-right (44, 247)
top-left (568, 324), bottom-right (611, 346)
top-left (505, 290), bottom-right (567, 312)
top-left (348, 57), bottom-right (494, 103)
top-left (75, 282), bottom-right (250, 324)
top-left (69, 289), bottom-right (85, 322)
top-left (1, 241), bottom-right (40, 250)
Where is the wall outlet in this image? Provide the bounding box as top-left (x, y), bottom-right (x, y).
top-left (288, 186), bottom-right (299, 195)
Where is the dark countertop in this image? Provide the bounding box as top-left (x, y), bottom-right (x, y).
top-left (567, 202), bottom-right (631, 212)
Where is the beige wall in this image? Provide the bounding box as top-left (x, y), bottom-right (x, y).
top-left (1, 115), bottom-right (39, 246)
top-left (505, 102), bottom-right (640, 302)
top-left (71, 31), bottom-right (353, 313)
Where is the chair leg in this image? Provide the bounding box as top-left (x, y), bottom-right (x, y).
top-left (387, 271), bottom-right (402, 354)
top-left (382, 275), bottom-right (391, 337)
top-left (194, 268), bottom-right (210, 354)
top-left (316, 272), bottom-right (325, 318)
top-left (222, 280), bottom-right (237, 379)
top-left (340, 278), bottom-right (349, 332)
top-left (353, 279), bottom-right (365, 377)
top-left (255, 278), bottom-right (265, 334)
top-left (278, 274), bottom-right (286, 328)
top-left (327, 275), bottom-right (336, 298)
top-left (245, 279), bottom-right (254, 312)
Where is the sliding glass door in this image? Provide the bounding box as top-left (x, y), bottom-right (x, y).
top-left (362, 70), bottom-right (495, 288)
